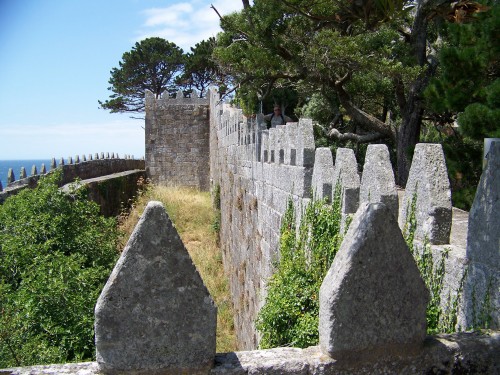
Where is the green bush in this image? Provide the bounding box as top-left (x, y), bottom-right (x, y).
top-left (0, 171), bottom-right (119, 367)
top-left (256, 188), bottom-right (345, 348)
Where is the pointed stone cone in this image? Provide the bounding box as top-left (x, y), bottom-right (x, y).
top-left (319, 202), bottom-right (429, 361)
top-left (40, 164), bottom-right (47, 174)
top-left (115, 153), bottom-right (119, 159)
top-left (463, 141), bottom-right (500, 329)
top-left (89, 154), bottom-right (93, 161)
top-left (31, 165), bottom-right (38, 176)
top-left (106, 152), bottom-right (110, 159)
top-left (95, 153), bottom-right (99, 160)
top-left (59, 158), bottom-right (65, 166)
top-left (82, 154), bottom-right (87, 162)
top-left (399, 143), bottom-right (451, 245)
top-left (7, 168), bottom-right (15, 183)
top-left (68, 156), bottom-right (73, 164)
top-left (100, 152), bottom-right (105, 159)
top-left (20, 167), bottom-right (27, 179)
top-left (95, 201), bottom-right (217, 374)
top-left (75, 155), bottom-right (80, 163)
top-left (111, 152), bottom-right (115, 158)
top-left (360, 144), bottom-right (398, 219)
top-left (50, 158), bottom-right (57, 170)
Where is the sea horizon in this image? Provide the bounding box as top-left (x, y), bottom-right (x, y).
top-left (0, 159), bottom-right (53, 189)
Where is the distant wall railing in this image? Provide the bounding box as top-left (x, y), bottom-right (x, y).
top-left (0, 153), bottom-right (145, 203)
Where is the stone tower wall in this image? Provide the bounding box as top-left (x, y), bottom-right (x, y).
top-left (145, 90), bottom-right (210, 190)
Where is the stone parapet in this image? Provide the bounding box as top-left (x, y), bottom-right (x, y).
top-left (0, 157), bottom-right (144, 204)
top-left (4, 331), bottom-right (500, 375)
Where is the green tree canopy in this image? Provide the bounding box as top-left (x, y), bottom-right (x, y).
top-left (0, 171), bottom-right (119, 367)
top-left (177, 37), bottom-right (221, 98)
top-left (213, 0), bottom-right (491, 185)
top-left (99, 37), bottom-right (184, 114)
top-left (426, 1), bottom-right (500, 140)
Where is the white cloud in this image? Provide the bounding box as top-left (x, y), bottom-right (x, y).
top-left (136, 0), bottom-right (244, 51)
top-left (143, 4), bottom-right (194, 27)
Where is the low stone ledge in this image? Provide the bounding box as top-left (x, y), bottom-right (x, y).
top-left (3, 331), bottom-right (499, 375)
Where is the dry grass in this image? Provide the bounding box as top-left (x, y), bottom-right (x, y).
top-left (118, 185), bottom-right (236, 353)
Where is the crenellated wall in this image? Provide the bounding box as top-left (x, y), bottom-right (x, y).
top-left (0, 154), bottom-right (146, 216)
top-left (3, 92), bottom-right (499, 375)
top-left (208, 90), bottom-right (499, 349)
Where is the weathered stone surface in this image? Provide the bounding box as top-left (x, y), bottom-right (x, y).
top-left (360, 144), bottom-right (398, 218)
top-left (312, 148), bottom-right (334, 202)
top-left (95, 201), bottom-right (217, 374)
top-left (462, 141), bottom-right (500, 329)
top-left (398, 143), bottom-right (452, 245)
top-left (319, 203), bottom-right (429, 359)
top-left (145, 89), bottom-right (210, 190)
top-left (332, 148), bottom-right (359, 215)
top-left (296, 118), bottom-right (315, 168)
top-left (7, 168), bottom-right (14, 184)
top-left (5, 332), bottom-right (499, 375)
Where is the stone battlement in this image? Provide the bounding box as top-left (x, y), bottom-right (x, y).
top-left (141, 90), bottom-right (500, 348)
top-left (0, 154), bottom-right (144, 203)
top-left (3, 201), bottom-right (498, 374)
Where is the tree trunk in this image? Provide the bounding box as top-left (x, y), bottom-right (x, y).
top-left (395, 0), bottom-right (431, 186)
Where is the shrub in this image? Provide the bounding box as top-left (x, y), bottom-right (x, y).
top-left (0, 171), bottom-right (119, 367)
top-left (256, 188), bottom-right (345, 348)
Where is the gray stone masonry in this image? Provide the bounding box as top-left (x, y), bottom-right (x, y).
top-left (319, 203), bottom-right (429, 360)
top-left (462, 141), bottom-right (500, 329)
top-left (360, 144), bottom-right (398, 219)
top-left (0, 158), bottom-right (145, 204)
top-left (94, 201), bottom-right (217, 374)
top-left (399, 143), bottom-right (452, 245)
top-left (312, 147), bottom-right (334, 202)
top-left (3, 332), bottom-right (500, 374)
top-left (145, 89), bottom-right (210, 190)
top-left (61, 170), bottom-right (146, 217)
top-left (332, 148), bottom-right (359, 215)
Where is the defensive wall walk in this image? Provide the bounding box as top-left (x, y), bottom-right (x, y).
top-left (0, 153), bottom-right (145, 216)
top-left (1, 91), bottom-right (498, 374)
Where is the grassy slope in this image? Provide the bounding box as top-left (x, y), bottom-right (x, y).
top-left (118, 185), bottom-right (236, 353)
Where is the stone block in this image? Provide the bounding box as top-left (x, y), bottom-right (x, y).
top-left (332, 148), bottom-right (359, 215)
top-left (312, 148), bottom-right (334, 202)
top-left (399, 143), bottom-right (452, 245)
top-left (95, 201), bottom-right (217, 374)
top-left (319, 203), bottom-right (428, 360)
top-left (296, 119), bottom-right (315, 167)
top-left (360, 144), bottom-right (398, 219)
top-left (463, 141), bottom-right (500, 329)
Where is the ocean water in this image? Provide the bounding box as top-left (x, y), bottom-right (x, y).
top-left (0, 160), bottom-right (52, 189)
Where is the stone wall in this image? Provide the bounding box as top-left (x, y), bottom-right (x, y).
top-left (0, 154), bottom-right (145, 203)
top-left (5, 201), bottom-right (499, 375)
top-left (145, 90), bottom-right (210, 190)
top-left (208, 90), bottom-right (499, 348)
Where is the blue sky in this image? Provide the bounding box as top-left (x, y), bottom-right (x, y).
top-left (0, 0), bottom-right (242, 159)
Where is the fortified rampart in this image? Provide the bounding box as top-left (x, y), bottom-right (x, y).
top-left (2, 92), bottom-right (498, 374)
top-left (144, 90), bottom-right (499, 349)
top-left (0, 154), bottom-right (146, 216)
top-left (4, 200), bottom-right (499, 374)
